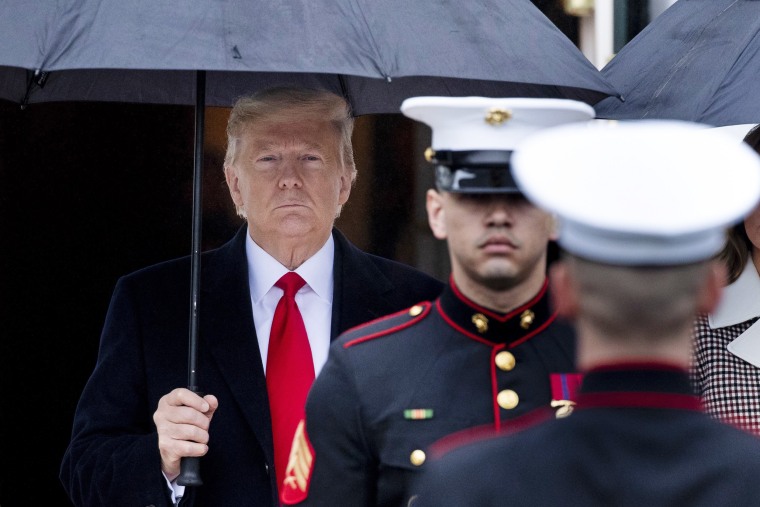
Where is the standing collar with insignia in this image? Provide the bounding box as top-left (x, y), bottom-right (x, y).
top-left (437, 277), bottom-right (556, 346)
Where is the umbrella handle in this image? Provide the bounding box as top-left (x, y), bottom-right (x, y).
top-left (176, 387), bottom-right (204, 486)
top-left (177, 457), bottom-right (203, 487)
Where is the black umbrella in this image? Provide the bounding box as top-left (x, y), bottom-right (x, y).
top-left (595, 0), bottom-right (760, 126)
top-left (0, 0), bottom-right (617, 110)
top-left (0, 0), bottom-right (619, 486)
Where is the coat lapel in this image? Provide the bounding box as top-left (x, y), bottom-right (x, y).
top-left (331, 228), bottom-right (397, 338)
top-left (727, 321), bottom-right (760, 368)
top-left (202, 226), bottom-right (274, 465)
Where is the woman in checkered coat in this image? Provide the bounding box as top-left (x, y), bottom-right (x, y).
top-left (692, 125), bottom-right (760, 435)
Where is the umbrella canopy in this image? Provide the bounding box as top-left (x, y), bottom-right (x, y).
top-left (0, 0), bottom-right (619, 111)
top-left (595, 0), bottom-right (760, 126)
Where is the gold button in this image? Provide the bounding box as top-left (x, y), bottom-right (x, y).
top-left (410, 449), bottom-right (426, 466)
top-left (409, 305), bottom-right (424, 317)
top-left (497, 389), bottom-right (519, 410)
top-left (495, 351), bottom-right (515, 371)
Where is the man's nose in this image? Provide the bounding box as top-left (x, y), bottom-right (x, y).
top-left (278, 159), bottom-right (303, 188)
top-left (485, 199), bottom-right (515, 227)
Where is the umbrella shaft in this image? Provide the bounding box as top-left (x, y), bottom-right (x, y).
top-left (188, 70), bottom-right (205, 389)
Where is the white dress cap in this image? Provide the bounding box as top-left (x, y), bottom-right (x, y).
top-left (709, 123), bottom-right (758, 142)
top-left (400, 96), bottom-right (595, 151)
top-left (511, 120), bottom-right (760, 265)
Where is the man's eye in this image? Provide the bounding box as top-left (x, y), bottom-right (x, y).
top-left (302, 155), bottom-right (321, 162)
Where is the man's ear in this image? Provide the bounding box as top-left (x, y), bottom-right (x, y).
top-left (548, 213), bottom-right (560, 242)
top-left (696, 260), bottom-right (727, 315)
top-left (549, 261), bottom-right (579, 319)
top-left (224, 164), bottom-right (242, 207)
top-left (337, 166), bottom-right (353, 207)
top-left (426, 189), bottom-right (448, 240)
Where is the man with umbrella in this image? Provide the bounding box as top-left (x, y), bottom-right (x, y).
top-left (281, 96), bottom-right (592, 506)
top-left (410, 119), bottom-right (760, 506)
top-left (59, 86), bottom-right (443, 507)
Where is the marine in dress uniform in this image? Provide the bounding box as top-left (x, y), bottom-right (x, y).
top-left (280, 97), bottom-right (595, 507)
top-left (411, 120), bottom-right (760, 507)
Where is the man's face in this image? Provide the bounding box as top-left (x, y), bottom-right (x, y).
top-left (426, 190), bottom-right (556, 291)
top-left (225, 117), bottom-right (351, 248)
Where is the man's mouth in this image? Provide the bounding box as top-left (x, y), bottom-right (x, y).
top-left (479, 235), bottom-right (518, 252)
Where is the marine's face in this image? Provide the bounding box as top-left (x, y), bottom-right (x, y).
top-left (426, 190), bottom-right (555, 291)
top-left (225, 117), bottom-right (351, 247)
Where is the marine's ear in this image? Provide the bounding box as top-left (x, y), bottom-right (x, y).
top-left (696, 260), bottom-right (727, 315)
top-left (549, 261), bottom-right (579, 319)
top-left (426, 189), bottom-right (448, 240)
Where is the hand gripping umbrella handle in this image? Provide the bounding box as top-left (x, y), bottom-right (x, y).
top-left (176, 386), bottom-right (204, 486)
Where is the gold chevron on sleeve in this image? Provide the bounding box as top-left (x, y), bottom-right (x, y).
top-left (283, 419), bottom-right (314, 493)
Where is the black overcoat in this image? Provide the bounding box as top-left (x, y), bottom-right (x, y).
top-left (60, 226), bottom-right (444, 507)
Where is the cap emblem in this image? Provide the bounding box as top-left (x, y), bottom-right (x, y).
top-left (485, 108), bottom-right (512, 126)
top-left (424, 147), bottom-right (436, 162)
top-left (472, 313), bottom-right (489, 333)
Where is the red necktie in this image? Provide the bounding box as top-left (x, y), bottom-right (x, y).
top-left (266, 272), bottom-right (315, 492)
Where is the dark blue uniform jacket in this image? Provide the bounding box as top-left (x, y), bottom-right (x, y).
top-left (292, 279), bottom-right (577, 507)
top-left (412, 364), bottom-right (760, 507)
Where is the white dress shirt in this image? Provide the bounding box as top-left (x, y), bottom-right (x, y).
top-left (246, 232), bottom-right (334, 377)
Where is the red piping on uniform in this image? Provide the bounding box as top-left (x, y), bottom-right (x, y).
top-left (577, 391), bottom-right (702, 411)
top-left (430, 408), bottom-right (552, 460)
top-left (343, 302), bottom-right (432, 348)
top-left (508, 312), bottom-right (557, 348)
top-left (450, 275), bottom-right (548, 322)
top-left (437, 298), bottom-right (558, 348)
top-left (490, 346), bottom-right (503, 431)
top-left (437, 298), bottom-right (496, 345)
top-left (587, 361), bottom-right (687, 374)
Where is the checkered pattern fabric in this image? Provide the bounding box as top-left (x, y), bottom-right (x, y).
top-left (692, 313), bottom-right (760, 435)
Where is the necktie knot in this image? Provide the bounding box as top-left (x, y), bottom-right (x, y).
top-left (276, 272), bottom-right (306, 298)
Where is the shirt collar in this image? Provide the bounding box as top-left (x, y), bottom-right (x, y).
top-left (245, 232), bottom-right (335, 304)
top-left (709, 261), bottom-right (760, 328)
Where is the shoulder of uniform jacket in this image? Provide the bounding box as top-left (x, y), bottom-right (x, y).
top-left (339, 301), bottom-right (433, 349)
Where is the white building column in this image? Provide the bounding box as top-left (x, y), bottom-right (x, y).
top-left (571, 0), bottom-right (677, 69)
